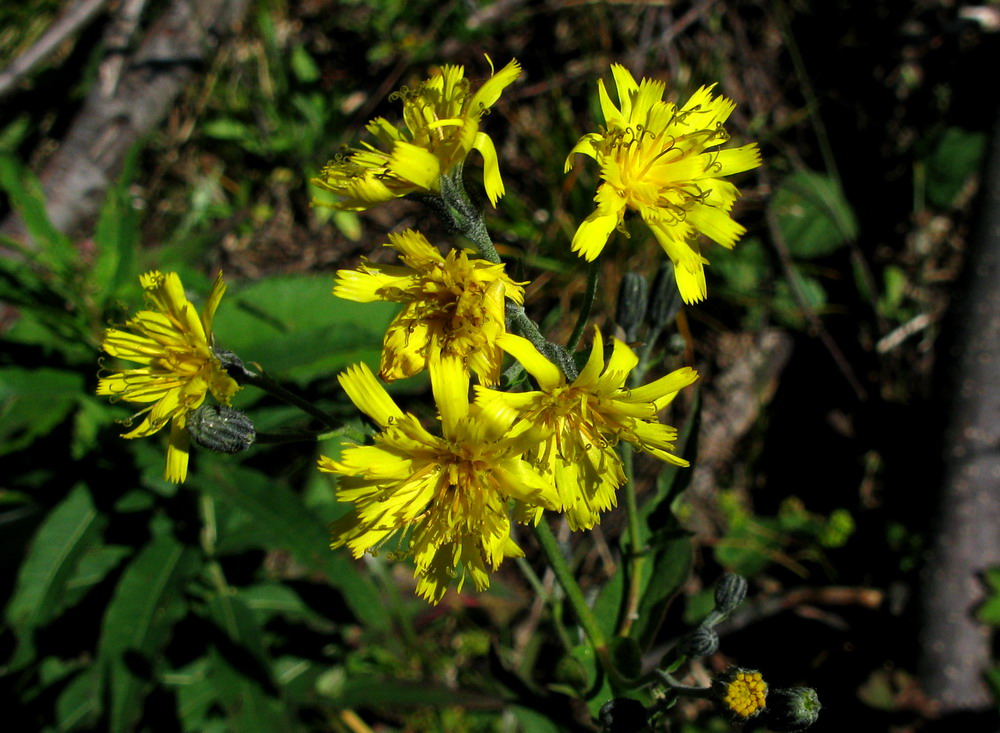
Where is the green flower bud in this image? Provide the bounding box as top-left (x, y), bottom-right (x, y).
top-left (714, 573), bottom-right (748, 617)
top-left (213, 347), bottom-right (254, 381)
top-left (187, 404), bottom-right (256, 454)
top-left (616, 272), bottom-right (649, 342)
top-left (760, 687), bottom-right (821, 731)
top-left (598, 697), bottom-right (649, 733)
top-left (647, 260), bottom-right (683, 326)
top-left (677, 625), bottom-right (719, 658)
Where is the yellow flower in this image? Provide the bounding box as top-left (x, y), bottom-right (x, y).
top-left (474, 328), bottom-right (697, 530)
top-left (334, 229), bottom-right (524, 385)
top-left (97, 271), bottom-right (240, 483)
top-left (320, 355), bottom-right (557, 604)
top-left (719, 668), bottom-right (768, 719)
top-left (312, 57), bottom-right (521, 210)
top-left (565, 65), bottom-right (761, 304)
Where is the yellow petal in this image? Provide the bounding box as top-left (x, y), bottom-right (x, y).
top-left (388, 141), bottom-right (442, 190)
top-left (338, 362), bottom-right (405, 428)
top-left (472, 131), bottom-right (504, 205)
top-left (468, 58), bottom-right (521, 112)
top-left (686, 203), bottom-right (747, 248)
top-left (626, 366), bottom-right (699, 407)
top-left (201, 271), bottom-right (227, 335)
top-left (563, 133), bottom-right (602, 173)
top-left (165, 421), bottom-right (190, 483)
top-left (574, 327), bottom-right (606, 387)
top-left (570, 208), bottom-right (620, 261)
top-left (713, 143), bottom-right (762, 176)
top-left (429, 351), bottom-right (470, 438)
top-left (496, 333), bottom-right (563, 390)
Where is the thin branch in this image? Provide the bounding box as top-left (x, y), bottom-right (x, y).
top-left (0, 0), bottom-right (110, 101)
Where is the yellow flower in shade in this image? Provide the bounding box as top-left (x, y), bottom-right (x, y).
top-left (474, 328), bottom-right (698, 530)
top-left (97, 271), bottom-right (240, 483)
top-left (718, 668), bottom-right (768, 719)
top-left (319, 355), bottom-right (558, 604)
top-left (312, 57), bottom-right (521, 210)
top-left (565, 65), bottom-right (761, 304)
top-left (334, 229), bottom-right (524, 385)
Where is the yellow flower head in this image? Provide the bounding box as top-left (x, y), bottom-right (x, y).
top-left (97, 271), bottom-right (240, 483)
top-left (312, 57), bottom-right (521, 210)
top-left (334, 229), bottom-right (524, 385)
top-left (719, 668), bottom-right (768, 719)
top-left (475, 328), bottom-right (698, 530)
top-left (566, 65), bottom-right (761, 304)
top-left (320, 355), bottom-right (557, 604)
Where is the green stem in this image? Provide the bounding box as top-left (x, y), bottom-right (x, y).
top-left (566, 259), bottom-right (600, 352)
top-left (617, 443), bottom-right (647, 638)
top-left (254, 427), bottom-right (352, 445)
top-left (236, 368), bottom-right (340, 431)
top-left (533, 518), bottom-right (611, 662)
top-left (436, 168), bottom-right (582, 382)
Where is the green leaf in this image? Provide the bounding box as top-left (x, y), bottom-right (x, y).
top-left (711, 237), bottom-right (768, 295)
top-left (211, 273), bottom-right (396, 383)
top-left (5, 484), bottom-right (104, 669)
top-left (631, 530), bottom-right (693, 650)
top-left (207, 593), bottom-right (293, 732)
top-left (591, 560), bottom-right (625, 639)
top-left (625, 393), bottom-right (700, 649)
top-left (508, 706), bottom-right (562, 733)
top-left (290, 44), bottom-right (320, 83)
top-left (54, 666), bottom-right (101, 732)
top-left (925, 127), bottom-right (987, 208)
top-left (169, 658), bottom-right (221, 733)
top-left (979, 568), bottom-right (1000, 625)
top-left (98, 526), bottom-right (199, 733)
top-left (238, 583), bottom-right (329, 627)
top-left (0, 154), bottom-right (77, 271)
top-left (191, 462), bottom-right (390, 631)
top-left (772, 267), bottom-right (827, 329)
top-left (63, 544), bottom-right (132, 608)
top-left (202, 118), bottom-right (255, 142)
top-left (91, 152), bottom-right (140, 306)
top-left (771, 171), bottom-right (857, 258)
top-left (0, 367), bottom-right (85, 456)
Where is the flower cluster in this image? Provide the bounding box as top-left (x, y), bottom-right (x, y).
top-left (98, 60), bottom-right (758, 606)
top-left (312, 59), bottom-right (765, 601)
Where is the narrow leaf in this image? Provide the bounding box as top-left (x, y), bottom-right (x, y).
top-left (5, 484), bottom-right (104, 669)
top-left (99, 528), bottom-right (198, 733)
top-left (192, 463), bottom-right (390, 631)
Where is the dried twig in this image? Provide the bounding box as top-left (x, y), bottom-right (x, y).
top-left (0, 0), bottom-right (251, 251)
top-left (0, 0), bottom-right (110, 101)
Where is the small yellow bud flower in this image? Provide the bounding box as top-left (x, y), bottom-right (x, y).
top-left (719, 668), bottom-right (768, 719)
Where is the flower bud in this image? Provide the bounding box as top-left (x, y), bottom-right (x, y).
top-left (616, 272), bottom-right (649, 342)
top-left (714, 573), bottom-right (748, 617)
top-left (712, 667), bottom-right (767, 722)
top-left (677, 625), bottom-right (719, 658)
top-left (760, 687), bottom-right (821, 731)
top-left (598, 697), bottom-right (649, 733)
top-left (647, 260), bottom-right (683, 326)
top-left (187, 404), bottom-right (256, 454)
